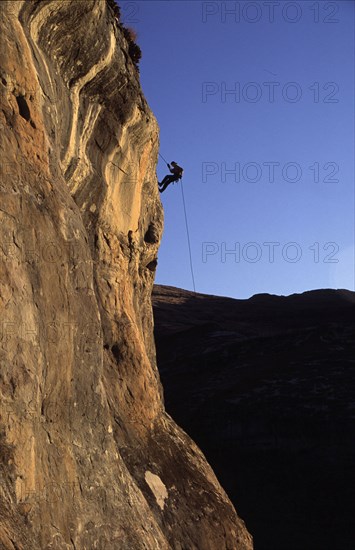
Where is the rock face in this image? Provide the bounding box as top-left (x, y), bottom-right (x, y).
top-left (0, 2), bottom-right (252, 549)
top-left (153, 285), bottom-right (355, 550)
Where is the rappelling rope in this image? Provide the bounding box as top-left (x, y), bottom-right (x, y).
top-left (180, 178), bottom-right (196, 293)
top-left (159, 151), bottom-right (196, 292)
top-left (158, 152), bottom-right (168, 164)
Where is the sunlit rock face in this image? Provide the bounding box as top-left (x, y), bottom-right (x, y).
top-left (0, 2), bottom-right (252, 549)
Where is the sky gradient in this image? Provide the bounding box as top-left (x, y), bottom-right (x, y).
top-left (120, 0), bottom-right (354, 298)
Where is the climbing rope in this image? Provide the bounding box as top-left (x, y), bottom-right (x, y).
top-left (159, 151), bottom-right (196, 292)
top-left (158, 152), bottom-right (168, 164)
top-left (180, 178), bottom-right (196, 293)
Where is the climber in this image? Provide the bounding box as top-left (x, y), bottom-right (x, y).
top-left (159, 161), bottom-right (184, 193)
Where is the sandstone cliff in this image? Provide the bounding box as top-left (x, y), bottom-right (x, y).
top-left (0, 1), bottom-right (252, 549)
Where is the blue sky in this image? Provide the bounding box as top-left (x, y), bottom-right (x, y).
top-left (120, 0), bottom-right (354, 298)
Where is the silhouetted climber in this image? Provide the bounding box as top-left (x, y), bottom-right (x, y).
top-left (159, 161), bottom-right (184, 193)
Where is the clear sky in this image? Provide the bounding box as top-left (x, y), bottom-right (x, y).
top-left (119, 0), bottom-right (354, 299)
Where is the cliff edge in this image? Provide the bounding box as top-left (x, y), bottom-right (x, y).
top-left (0, 1), bottom-right (252, 549)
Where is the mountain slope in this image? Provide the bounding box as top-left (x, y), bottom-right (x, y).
top-left (153, 285), bottom-right (355, 550)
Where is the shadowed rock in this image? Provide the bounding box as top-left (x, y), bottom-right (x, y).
top-left (153, 285), bottom-right (355, 550)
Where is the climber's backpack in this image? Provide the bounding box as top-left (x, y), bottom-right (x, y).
top-left (175, 165), bottom-right (184, 179)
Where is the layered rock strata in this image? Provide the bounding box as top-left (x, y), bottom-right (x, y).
top-left (0, 2), bottom-right (252, 549)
